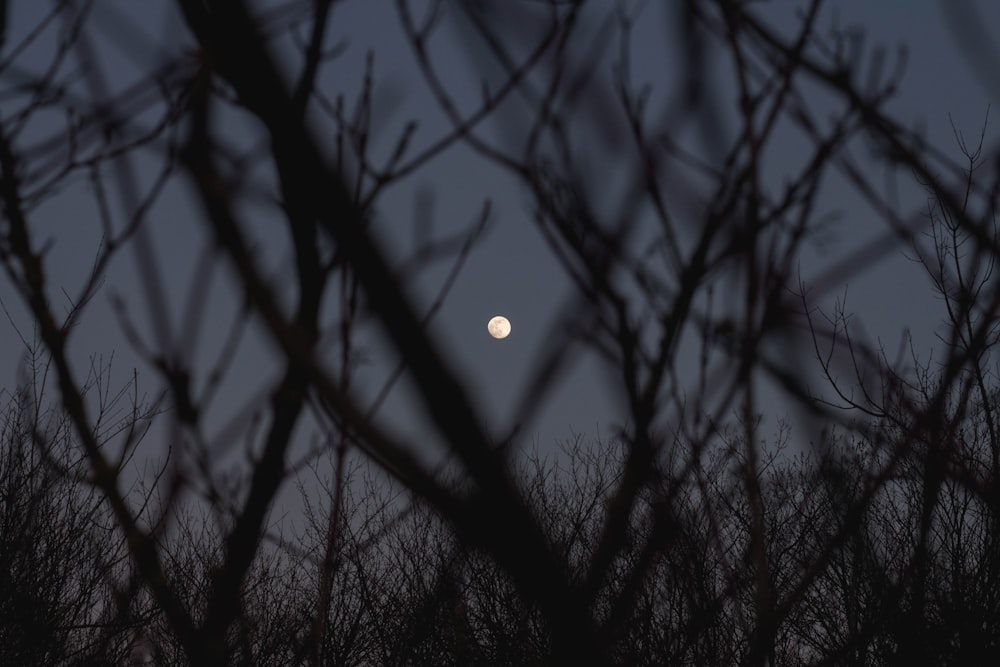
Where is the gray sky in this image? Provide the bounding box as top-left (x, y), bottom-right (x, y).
top-left (2, 0), bottom-right (999, 465)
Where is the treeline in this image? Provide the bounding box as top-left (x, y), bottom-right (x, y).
top-left (4, 383), bottom-right (998, 665)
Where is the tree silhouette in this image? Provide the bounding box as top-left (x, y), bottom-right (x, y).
top-left (2, 1), bottom-right (1000, 664)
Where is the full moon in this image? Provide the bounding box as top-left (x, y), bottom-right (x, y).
top-left (487, 315), bottom-right (511, 339)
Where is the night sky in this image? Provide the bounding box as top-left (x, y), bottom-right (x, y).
top-left (1, 0), bottom-right (998, 467)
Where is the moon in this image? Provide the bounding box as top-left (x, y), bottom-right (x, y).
top-left (487, 315), bottom-right (511, 339)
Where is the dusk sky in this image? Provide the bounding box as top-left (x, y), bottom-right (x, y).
top-left (2, 0), bottom-right (999, 464)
